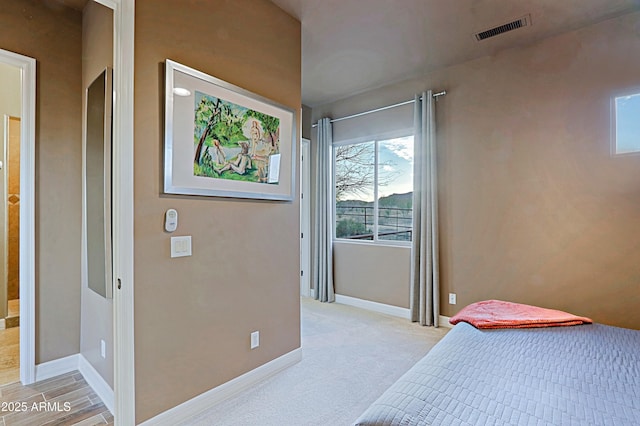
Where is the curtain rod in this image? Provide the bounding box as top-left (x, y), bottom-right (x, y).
top-left (312, 91), bottom-right (446, 128)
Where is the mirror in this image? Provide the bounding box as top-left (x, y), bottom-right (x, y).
top-left (85, 67), bottom-right (113, 298)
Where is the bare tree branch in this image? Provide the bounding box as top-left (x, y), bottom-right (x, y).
top-left (335, 143), bottom-right (399, 200)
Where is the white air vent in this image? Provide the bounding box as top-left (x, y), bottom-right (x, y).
top-left (475, 14), bottom-right (531, 41)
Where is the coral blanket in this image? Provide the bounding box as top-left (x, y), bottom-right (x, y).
top-left (449, 300), bottom-right (593, 329)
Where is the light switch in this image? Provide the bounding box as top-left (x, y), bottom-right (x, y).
top-left (171, 236), bottom-right (192, 258)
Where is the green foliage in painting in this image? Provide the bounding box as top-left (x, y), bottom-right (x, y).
top-left (193, 91), bottom-right (280, 184)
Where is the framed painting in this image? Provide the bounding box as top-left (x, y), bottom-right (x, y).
top-left (164, 59), bottom-right (296, 201)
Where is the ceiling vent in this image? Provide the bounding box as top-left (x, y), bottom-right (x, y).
top-left (475, 14), bottom-right (531, 41)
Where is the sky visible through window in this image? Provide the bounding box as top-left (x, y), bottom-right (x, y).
top-left (615, 92), bottom-right (640, 154)
top-left (379, 136), bottom-right (414, 199)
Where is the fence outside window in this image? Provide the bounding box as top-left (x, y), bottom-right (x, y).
top-left (335, 204), bottom-right (412, 241)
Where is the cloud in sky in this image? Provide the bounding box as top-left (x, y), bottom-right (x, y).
top-left (383, 136), bottom-right (413, 161)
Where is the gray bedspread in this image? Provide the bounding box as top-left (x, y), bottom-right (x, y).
top-left (353, 322), bottom-right (640, 425)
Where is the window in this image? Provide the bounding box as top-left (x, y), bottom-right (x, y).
top-left (613, 91), bottom-right (640, 155)
top-left (334, 135), bottom-right (414, 243)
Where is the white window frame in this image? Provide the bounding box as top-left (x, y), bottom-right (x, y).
top-left (611, 87), bottom-right (640, 156)
top-left (332, 129), bottom-right (414, 247)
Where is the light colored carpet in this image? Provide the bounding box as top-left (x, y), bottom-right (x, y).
top-left (183, 297), bottom-right (448, 426)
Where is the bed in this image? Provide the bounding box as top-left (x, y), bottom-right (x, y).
top-left (353, 320), bottom-right (640, 425)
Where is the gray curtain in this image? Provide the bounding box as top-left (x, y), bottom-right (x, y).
top-left (313, 118), bottom-right (335, 303)
top-left (410, 91), bottom-right (440, 326)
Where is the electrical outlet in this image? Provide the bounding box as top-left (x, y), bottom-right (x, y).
top-left (250, 331), bottom-right (260, 349)
top-left (449, 293), bottom-right (457, 305)
top-left (100, 340), bottom-right (106, 359)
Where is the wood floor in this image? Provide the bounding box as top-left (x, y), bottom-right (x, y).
top-left (0, 327), bottom-right (19, 386)
top-left (0, 371), bottom-right (112, 425)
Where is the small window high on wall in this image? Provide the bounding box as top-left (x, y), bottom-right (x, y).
top-left (334, 135), bottom-right (414, 243)
top-left (613, 91), bottom-right (640, 155)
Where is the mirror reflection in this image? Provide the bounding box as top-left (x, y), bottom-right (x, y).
top-left (85, 67), bottom-right (113, 299)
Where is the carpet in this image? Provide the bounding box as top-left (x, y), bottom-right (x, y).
top-left (183, 297), bottom-right (448, 426)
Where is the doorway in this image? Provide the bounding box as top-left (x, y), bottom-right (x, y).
top-left (77, 0), bottom-right (135, 421)
top-left (0, 49), bottom-right (36, 387)
top-left (0, 0), bottom-right (135, 421)
top-left (0, 61), bottom-right (21, 385)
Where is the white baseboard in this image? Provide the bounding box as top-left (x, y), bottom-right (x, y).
top-left (35, 354), bottom-right (80, 382)
top-left (439, 315), bottom-right (453, 328)
top-left (140, 348), bottom-right (302, 425)
top-left (78, 355), bottom-right (114, 414)
top-left (335, 294), bottom-right (410, 320)
top-left (334, 295), bottom-right (452, 328)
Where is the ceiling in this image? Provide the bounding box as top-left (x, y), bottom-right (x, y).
top-left (270, 0), bottom-right (640, 107)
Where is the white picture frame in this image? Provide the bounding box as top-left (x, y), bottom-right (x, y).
top-left (164, 59), bottom-right (296, 201)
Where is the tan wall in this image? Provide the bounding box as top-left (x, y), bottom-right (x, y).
top-left (0, 1), bottom-right (82, 361)
top-left (314, 12), bottom-right (640, 330)
top-left (0, 63), bottom-right (21, 319)
top-left (81, 1), bottom-right (113, 388)
top-left (334, 242), bottom-right (410, 308)
top-left (134, 0), bottom-right (301, 421)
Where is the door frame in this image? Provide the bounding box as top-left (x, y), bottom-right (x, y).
top-left (94, 0), bottom-right (136, 424)
top-left (0, 48), bottom-right (36, 386)
top-left (300, 138), bottom-right (311, 297)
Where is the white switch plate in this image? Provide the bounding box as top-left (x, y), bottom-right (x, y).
top-left (100, 340), bottom-right (106, 359)
top-left (449, 293), bottom-right (457, 305)
top-left (250, 331), bottom-right (260, 349)
top-left (171, 236), bottom-right (192, 258)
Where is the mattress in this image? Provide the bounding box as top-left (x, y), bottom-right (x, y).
top-left (353, 321), bottom-right (640, 425)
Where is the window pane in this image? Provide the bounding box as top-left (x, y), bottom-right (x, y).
top-left (335, 142), bottom-right (375, 240)
top-left (378, 136), bottom-right (414, 241)
top-left (615, 93), bottom-right (640, 154)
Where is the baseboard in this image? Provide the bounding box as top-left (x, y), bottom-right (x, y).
top-left (439, 315), bottom-right (453, 328)
top-left (35, 354), bottom-right (80, 382)
top-left (78, 355), bottom-right (114, 414)
top-left (335, 294), bottom-right (411, 320)
top-left (140, 348), bottom-right (302, 425)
